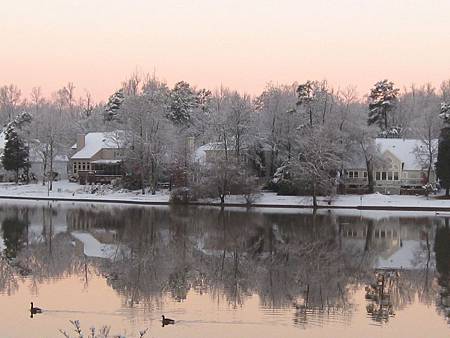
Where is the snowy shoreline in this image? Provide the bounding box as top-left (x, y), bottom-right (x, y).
top-left (0, 180), bottom-right (450, 211)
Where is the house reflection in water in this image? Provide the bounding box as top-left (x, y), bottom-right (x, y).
top-left (340, 215), bottom-right (436, 270)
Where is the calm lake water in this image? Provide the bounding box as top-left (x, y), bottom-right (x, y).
top-left (0, 201), bottom-right (449, 338)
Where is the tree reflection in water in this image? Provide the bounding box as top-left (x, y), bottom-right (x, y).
top-left (435, 218), bottom-right (450, 322)
top-left (0, 203), bottom-right (448, 328)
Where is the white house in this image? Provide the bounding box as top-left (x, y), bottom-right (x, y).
top-left (345, 138), bottom-right (438, 194)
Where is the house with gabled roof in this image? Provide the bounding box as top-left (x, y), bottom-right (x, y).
top-left (345, 138), bottom-right (438, 194)
top-left (70, 131), bottom-right (126, 184)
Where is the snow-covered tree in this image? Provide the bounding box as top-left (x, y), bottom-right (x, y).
top-left (34, 105), bottom-right (67, 190)
top-left (104, 89), bottom-right (125, 122)
top-left (436, 102), bottom-right (450, 195)
top-left (292, 125), bottom-right (344, 208)
top-left (439, 102), bottom-right (450, 122)
top-left (296, 81), bottom-right (315, 127)
top-left (119, 78), bottom-right (172, 194)
top-left (2, 124), bottom-right (30, 183)
top-left (167, 81), bottom-right (198, 125)
top-left (255, 84), bottom-right (299, 174)
top-left (0, 84), bottom-right (22, 123)
top-left (409, 88), bottom-right (442, 183)
top-left (10, 111), bottom-right (32, 129)
top-left (347, 124), bottom-right (380, 193)
top-left (368, 80), bottom-right (399, 130)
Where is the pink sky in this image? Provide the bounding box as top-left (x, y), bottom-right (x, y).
top-left (1, 0), bottom-right (449, 101)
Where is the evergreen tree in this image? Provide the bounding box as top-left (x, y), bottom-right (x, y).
top-left (436, 102), bottom-right (450, 196)
top-left (368, 80), bottom-right (399, 131)
top-left (1, 216), bottom-right (27, 259)
top-left (1, 125), bottom-right (30, 183)
top-left (296, 81), bottom-right (315, 126)
top-left (104, 89), bottom-right (125, 122)
top-left (434, 221), bottom-right (450, 287)
top-left (167, 81), bottom-right (198, 125)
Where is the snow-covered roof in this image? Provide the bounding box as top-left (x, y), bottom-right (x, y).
top-left (71, 232), bottom-right (118, 259)
top-left (376, 138), bottom-right (438, 171)
top-left (71, 131), bottom-right (125, 160)
top-left (375, 240), bottom-right (425, 270)
top-left (194, 142), bottom-right (235, 163)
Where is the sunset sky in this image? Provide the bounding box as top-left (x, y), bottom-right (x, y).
top-left (1, 0), bottom-right (449, 101)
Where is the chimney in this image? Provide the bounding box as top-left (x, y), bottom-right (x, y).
top-left (77, 134), bottom-right (85, 150)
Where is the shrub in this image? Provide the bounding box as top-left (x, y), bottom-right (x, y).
top-left (169, 187), bottom-right (195, 204)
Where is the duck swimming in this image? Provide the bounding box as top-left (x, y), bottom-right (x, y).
top-left (30, 302), bottom-right (42, 317)
top-left (161, 315), bottom-right (175, 326)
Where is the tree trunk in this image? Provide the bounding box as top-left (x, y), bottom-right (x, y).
top-left (312, 181), bottom-right (318, 209)
top-left (140, 165), bottom-right (145, 195)
top-left (366, 160), bottom-right (374, 193)
top-left (384, 108), bottom-right (388, 131)
top-left (42, 153), bottom-right (47, 186)
top-left (426, 163), bottom-right (431, 184)
top-left (49, 142), bottom-right (53, 192)
top-left (364, 220), bottom-right (374, 252)
top-left (151, 159), bottom-right (157, 195)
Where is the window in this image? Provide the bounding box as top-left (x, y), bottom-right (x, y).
top-left (376, 172), bottom-right (381, 180)
top-left (388, 172), bottom-right (393, 180)
top-left (348, 171), bottom-right (353, 178)
top-left (382, 172), bottom-right (387, 180)
top-left (394, 172), bottom-right (399, 180)
top-left (363, 171), bottom-right (368, 178)
top-left (73, 164), bottom-right (77, 173)
top-left (354, 171), bottom-right (359, 178)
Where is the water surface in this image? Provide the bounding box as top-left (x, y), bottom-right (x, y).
top-left (0, 201), bottom-right (449, 337)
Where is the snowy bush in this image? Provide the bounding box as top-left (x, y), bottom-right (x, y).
top-left (169, 187), bottom-right (196, 204)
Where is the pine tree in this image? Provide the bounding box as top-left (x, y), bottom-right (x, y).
top-left (296, 81), bottom-right (315, 126)
top-left (436, 102), bottom-right (450, 196)
top-left (167, 81), bottom-right (198, 125)
top-left (104, 89), bottom-right (125, 122)
top-left (368, 80), bottom-right (399, 131)
top-left (1, 125), bottom-right (30, 183)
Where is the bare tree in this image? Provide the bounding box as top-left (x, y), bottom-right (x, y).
top-left (0, 84), bottom-right (22, 123)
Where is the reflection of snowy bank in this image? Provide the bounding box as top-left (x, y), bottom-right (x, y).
top-left (71, 232), bottom-right (119, 259)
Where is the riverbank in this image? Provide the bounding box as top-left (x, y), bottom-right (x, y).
top-left (0, 181), bottom-right (449, 211)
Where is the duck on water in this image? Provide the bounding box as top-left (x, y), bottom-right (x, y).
top-left (30, 302), bottom-right (42, 318)
top-left (161, 315), bottom-right (175, 327)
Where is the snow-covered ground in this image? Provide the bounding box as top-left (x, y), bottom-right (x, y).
top-left (209, 191), bottom-right (450, 209)
top-left (0, 180), bottom-right (170, 203)
top-left (0, 180), bottom-right (450, 209)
